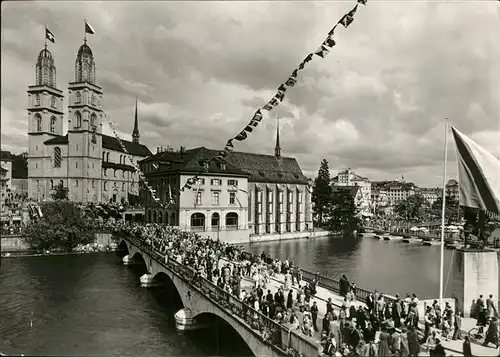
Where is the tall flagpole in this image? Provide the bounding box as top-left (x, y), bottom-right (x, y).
top-left (84, 19), bottom-right (87, 43)
top-left (439, 118), bottom-right (449, 309)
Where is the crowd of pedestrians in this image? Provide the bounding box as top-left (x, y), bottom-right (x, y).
top-left (115, 222), bottom-right (498, 357)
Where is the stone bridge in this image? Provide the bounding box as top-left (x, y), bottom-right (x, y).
top-left (116, 232), bottom-right (318, 357)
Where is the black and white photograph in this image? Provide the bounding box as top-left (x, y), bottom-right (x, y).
top-left (1, 1), bottom-right (499, 356)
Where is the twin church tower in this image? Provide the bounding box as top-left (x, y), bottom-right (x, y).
top-left (27, 35), bottom-right (151, 203)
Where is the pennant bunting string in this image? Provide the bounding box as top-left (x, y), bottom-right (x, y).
top-left (100, 0), bottom-right (367, 206)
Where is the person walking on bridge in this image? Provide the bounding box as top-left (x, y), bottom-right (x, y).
top-left (486, 294), bottom-right (498, 318)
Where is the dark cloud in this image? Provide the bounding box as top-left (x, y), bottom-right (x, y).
top-left (1, 1), bottom-right (499, 187)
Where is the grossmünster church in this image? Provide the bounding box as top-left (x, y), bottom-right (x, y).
top-left (27, 38), bottom-right (151, 203)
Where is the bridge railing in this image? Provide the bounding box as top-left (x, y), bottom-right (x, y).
top-left (119, 232), bottom-right (314, 355)
top-left (240, 251), bottom-right (398, 306)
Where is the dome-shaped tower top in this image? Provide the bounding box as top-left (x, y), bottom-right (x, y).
top-left (35, 45), bottom-right (57, 87)
top-left (75, 40), bottom-right (96, 84)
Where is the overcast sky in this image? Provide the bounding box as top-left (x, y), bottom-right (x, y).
top-left (1, 1), bottom-right (499, 187)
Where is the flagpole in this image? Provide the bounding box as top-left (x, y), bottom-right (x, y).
top-left (84, 19), bottom-right (87, 43)
top-left (439, 118), bottom-right (449, 309)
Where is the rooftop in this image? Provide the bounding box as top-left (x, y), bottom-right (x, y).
top-left (141, 146), bottom-right (309, 184)
top-left (44, 134), bottom-right (151, 157)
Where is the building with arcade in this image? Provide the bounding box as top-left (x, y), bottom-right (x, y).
top-left (139, 128), bottom-right (314, 243)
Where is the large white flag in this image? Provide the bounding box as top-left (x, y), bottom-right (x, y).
top-left (451, 126), bottom-right (500, 215)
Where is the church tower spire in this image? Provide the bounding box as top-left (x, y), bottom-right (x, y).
top-left (132, 98), bottom-right (140, 144)
top-left (275, 116), bottom-right (281, 159)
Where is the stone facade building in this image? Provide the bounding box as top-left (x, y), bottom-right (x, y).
top-left (331, 168), bottom-right (372, 216)
top-left (140, 128), bottom-right (313, 243)
top-left (26, 41), bottom-right (151, 203)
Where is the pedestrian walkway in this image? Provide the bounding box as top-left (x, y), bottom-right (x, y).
top-left (229, 260), bottom-right (499, 357)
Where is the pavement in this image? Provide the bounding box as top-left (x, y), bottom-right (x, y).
top-left (219, 258), bottom-right (499, 356)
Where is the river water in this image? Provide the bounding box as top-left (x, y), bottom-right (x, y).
top-left (0, 236), bottom-right (497, 356)
top-left (0, 253), bottom-right (251, 357)
top-left (243, 235), bottom-right (497, 300)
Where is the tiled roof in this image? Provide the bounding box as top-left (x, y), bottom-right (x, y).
top-left (43, 134), bottom-right (152, 157)
top-left (224, 151), bottom-right (308, 184)
top-left (44, 135), bottom-right (69, 145)
top-left (101, 134), bottom-right (151, 157)
top-left (102, 161), bottom-right (136, 172)
top-left (142, 147), bottom-right (249, 177)
top-left (0, 150), bottom-right (14, 161)
top-left (141, 146), bottom-right (308, 184)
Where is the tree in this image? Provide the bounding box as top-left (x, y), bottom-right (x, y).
top-left (51, 182), bottom-right (69, 200)
top-left (312, 159), bottom-right (333, 226)
top-left (11, 152), bottom-right (28, 179)
top-left (325, 188), bottom-right (361, 234)
top-left (21, 201), bottom-right (97, 252)
top-left (394, 194), bottom-right (430, 223)
top-left (431, 196), bottom-right (461, 223)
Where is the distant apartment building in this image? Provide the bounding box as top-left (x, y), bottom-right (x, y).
top-left (331, 168), bottom-right (371, 215)
top-left (371, 180), bottom-right (416, 206)
top-left (445, 179), bottom-right (459, 201)
top-left (415, 187), bottom-right (441, 205)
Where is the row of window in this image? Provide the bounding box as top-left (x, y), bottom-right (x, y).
top-left (33, 94), bottom-right (57, 108)
top-left (193, 191), bottom-right (237, 206)
top-left (40, 179), bottom-right (129, 192)
top-left (193, 178), bottom-right (238, 187)
top-left (34, 114), bottom-right (57, 133)
top-left (190, 212), bottom-right (239, 228)
top-left (102, 153), bottom-right (132, 166)
top-left (74, 91), bottom-right (99, 106)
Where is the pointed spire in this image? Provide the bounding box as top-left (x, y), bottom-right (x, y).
top-left (132, 97), bottom-right (140, 144)
top-left (275, 116), bottom-right (281, 159)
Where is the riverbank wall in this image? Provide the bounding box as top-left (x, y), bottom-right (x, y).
top-left (1, 232), bottom-right (114, 254)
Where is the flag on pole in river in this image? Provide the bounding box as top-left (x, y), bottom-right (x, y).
top-left (451, 126), bottom-right (500, 215)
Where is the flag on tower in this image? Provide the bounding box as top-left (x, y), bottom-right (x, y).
top-left (45, 27), bottom-right (55, 43)
top-left (85, 20), bottom-right (95, 35)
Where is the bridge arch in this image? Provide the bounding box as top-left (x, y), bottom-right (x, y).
top-left (117, 240), bottom-right (129, 258)
top-left (192, 312), bottom-right (255, 356)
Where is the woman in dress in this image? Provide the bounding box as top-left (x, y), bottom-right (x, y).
top-left (378, 327), bottom-right (392, 357)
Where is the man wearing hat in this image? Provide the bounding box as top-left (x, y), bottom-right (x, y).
top-left (311, 301), bottom-right (319, 332)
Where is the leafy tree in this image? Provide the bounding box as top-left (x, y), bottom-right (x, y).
top-left (431, 196), bottom-right (461, 223)
top-left (325, 188), bottom-right (361, 234)
top-left (312, 159), bottom-right (333, 226)
top-left (51, 182), bottom-right (69, 200)
top-left (21, 201), bottom-right (97, 252)
top-left (11, 152), bottom-right (28, 179)
top-left (394, 194), bottom-right (430, 223)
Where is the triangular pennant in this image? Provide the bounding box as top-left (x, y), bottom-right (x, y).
top-left (244, 125), bottom-right (254, 133)
top-left (285, 77), bottom-right (297, 87)
top-left (314, 45), bottom-right (330, 58)
top-left (235, 130), bottom-right (248, 141)
top-left (339, 14), bottom-right (354, 28)
top-left (269, 98), bottom-right (279, 107)
top-left (328, 24), bottom-right (338, 36)
top-left (275, 92), bottom-right (285, 102)
top-left (323, 37), bottom-right (336, 48)
top-left (263, 103), bottom-right (274, 111)
top-left (357, 0), bottom-right (367, 5)
top-left (277, 84), bottom-right (287, 93)
top-left (348, 4), bottom-right (359, 16)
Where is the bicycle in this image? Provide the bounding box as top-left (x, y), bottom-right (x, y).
top-left (468, 321), bottom-right (500, 346)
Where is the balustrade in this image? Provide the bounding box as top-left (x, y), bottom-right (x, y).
top-left (117, 230), bottom-right (293, 355)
